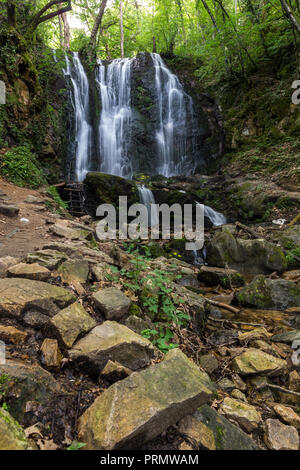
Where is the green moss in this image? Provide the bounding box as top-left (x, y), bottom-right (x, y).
top-left (128, 303), bottom-right (142, 317)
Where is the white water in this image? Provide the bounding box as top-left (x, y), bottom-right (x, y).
top-left (137, 185), bottom-right (159, 227)
top-left (96, 58), bottom-right (133, 178)
top-left (64, 52), bottom-right (93, 182)
top-left (204, 205), bottom-right (227, 226)
top-left (151, 53), bottom-right (195, 177)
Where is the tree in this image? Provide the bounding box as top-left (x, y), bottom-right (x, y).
top-left (120, 0), bottom-right (124, 57)
top-left (89, 0), bottom-right (108, 48)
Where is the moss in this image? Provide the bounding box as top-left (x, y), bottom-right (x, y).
top-left (128, 303), bottom-right (142, 317)
top-left (1, 145), bottom-right (46, 188)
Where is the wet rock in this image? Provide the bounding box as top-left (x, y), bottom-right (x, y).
top-left (264, 419), bottom-right (299, 450)
top-left (0, 204), bottom-right (19, 217)
top-left (92, 287), bottom-right (131, 321)
top-left (100, 360), bottom-right (132, 383)
top-left (199, 353), bottom-right (219, 375)
top-left (233, 275), bottom-right (300, 310)
top-left (78, 348), bottom-right (215, 450)
top-left (7, 262), bottom-right (51, 281)
top-left (26, 249), bottom-right (68, 270)
top-left (0, 278), bottom-right (76, 318)
top-left (271, 330), bottom-right (300, 345)
top-left (0, 408), bottom-right (32, 450)
top-left (57, 259), bottom-right (89, 284)
top-left (231, 348), bottom-right (287, 377)
top-left (48, 302), bottom-right (96, 349)
top-left (0, 360), bottom-right (61, 421)
top-left (69, 321), bottom-right (155, 376)
top-left (220, 397), bottom-right (261, 433)
top-left (0, 256), bottom-right (19, 278)
top-left (198, 266), bottom-right (244, 288)
top-left (207, 230), bottom-right (287, 274)
top-left (177, 414), bottom-right (216, 450)
top-left (195, 405), bottom-right (259, 450)
top-left (274, 404), bottom-right (300, 429)
top-left (0, 325), bottom-right (28, 345)
top-left (40, 339), bottom-right (62, 369)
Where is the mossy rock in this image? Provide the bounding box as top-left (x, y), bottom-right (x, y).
top-left (0, 408), bottom-right (32, 450)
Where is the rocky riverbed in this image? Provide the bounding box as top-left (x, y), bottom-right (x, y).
top-left (0, 178), bottom-right (299, 451)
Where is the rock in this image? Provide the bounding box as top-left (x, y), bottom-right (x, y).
top-left (220, 397), bottom-right (261, 433)
top-left (0, 204), bottom-right (19, 217)
top-left (231, 373), bottom-right (247, 392)
top-left (0, 278), bottom-right (76, 318)
top-left (42, 241), bottom-right (114, 266)
top-left (282, 269), bottom-right (300, 281)
top-left (271, 330), bottom-right (300, 345)
top-left (206, 230), bottom-right (287, 274)
top-left (233, 275), bottom-right (300, 310)
top-left (23, 311), bottom-right (50, 328)
top-left (238, 327), bottom-right (271, 344)
top-left (78, 348), bottom-right (216, 450)
top-left (26, 249), bottom-right (68, 270)
top-left (231, 348), bottom-right (287, 377)
top-left (0, 408), bottom-right (32, 450)
top-left (91, 263), bottom-right (118, 282)
top-left (92, 287), bottom-right (131, 321)
top-left (83, 172), bottom-right (139, 217)
top-left (0, 256), bottom-right (19, 278)
top-left (48, 302), bottom-right (96, 349)
top-left (49, 224), bottom-right (93, 241)
top-left (231, 389), bottom-right (246, 401)
top-left (40, 339), bottom-right (62, 369)
top-left (199, 353), bottom-right (219, 375)
top-left (24, 195), bottom-right (44, 204)
top-left (177, 414), bottom-right (216, 450)
top-left (208, 329), bottom-right (239, 346)
top-left (57, 259), bottom-right (89, 284)
top-left (7, 263), bottom-right (51, 281)
top-left (274, 404), bottom-right (300, 429)
top-left (171, 284), bottom-right (209, 332)
top-left (124, 315), bottom-right (154, 335)
top-left (198, 266), bottom-right (244, 288)
top-left (248, 376), bottom-right (274, 401)
top-left (100, 360), bottom-right (132, 383)
top-left (264, 419), bottom-right (299, 450)
top-left (69, 321), bottom-right (155, 376)
top-left (0, 360), bottom-right (61, 421)
top-left (195, 405), bottom-right (258, 450)
top-left (251, 339), bottom-right (274, 354)
top-left (217, 377), bottom-right (235, 392)
top-left (0, 325), bottom-right (28, 344)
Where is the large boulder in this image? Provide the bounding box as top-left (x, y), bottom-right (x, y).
top-left (0, 409), bottom-right (32, 450)
top-left (69, 321), bottom-right (155, 376)
top-left (83, 172), bottom-right (139, 217)
top-left (47, 302), bottom-right (96, 349)
top-left (0, 360), bottom-right (61, 421)
top-left (233, 275), bottom-right (300, 310)
top-left (231, 348), bottom-right (287, 377)
top-left (0, 278), bottom-right (76, 318)
top-left (78, 348), bottom-right (216, 450)
top-left (206, 229), bottom-right (287, 274)
top-left (92, 287), bottom-right (131, 321)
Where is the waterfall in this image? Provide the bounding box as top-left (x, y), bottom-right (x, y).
top-left (64, 52), bottom-right (93, 182)
top-left (96, 58), bottom-right (133, 179)
top-left (151, 53), bottom-right (196, 177)
top-left (204, 205), bottom-right (227, 226)
top-left (137, 185), bottom-right (159, 227)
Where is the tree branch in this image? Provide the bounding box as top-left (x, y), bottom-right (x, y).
top-left (27, 0), bottom-right (72, 32)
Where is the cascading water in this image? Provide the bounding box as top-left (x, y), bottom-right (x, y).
top-left (151, 53), bottom-right (196, 177)
top-left (137, 185), bottom-right (159, 227)
top-left (64, 52), bottom-right (93, 182)
top-left (204, 205), bottom-right (227, 226)
top-left (96, 58), bottom-right (133, 178)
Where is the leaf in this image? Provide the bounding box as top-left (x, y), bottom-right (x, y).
top-left (67, 440), bottom-right (86, 451)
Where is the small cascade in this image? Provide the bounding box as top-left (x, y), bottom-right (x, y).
top-left (151, 53), bottom-right (196, 177)
top-left (64, 52), bottom-right (93, 182)
top-left (96, 58), bottom-right (133, 178)
top-left (204, 205), bottom-right (227, 226)
top-left (137, 185), bottom-right (159, 227)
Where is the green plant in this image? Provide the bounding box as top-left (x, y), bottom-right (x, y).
top-left (1, 146), bottom-right (46, 188)
top-left (67, 440), bottom-right (86, 450)
top-left (46, 186), bottom-right (69, 214)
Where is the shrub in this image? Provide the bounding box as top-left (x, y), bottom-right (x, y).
top-left (1, 145), bottom-right (45, 188)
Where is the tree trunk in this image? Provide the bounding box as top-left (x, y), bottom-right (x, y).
top-left (61, 12), bottom-right (70, 49)
top-left (7, 1), bottom-right (16, 27)
top-left (120, 0), bottom-right (124, 58)
top-left (152, 36), bottom-right (157, 53)
top-left (90, 0), bottom-right (108, 48)
top-left (280, 0), bottom-right (300, 34)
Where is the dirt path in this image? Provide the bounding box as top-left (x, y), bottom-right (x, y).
top-left (0, 178), bottom-right (59, 258)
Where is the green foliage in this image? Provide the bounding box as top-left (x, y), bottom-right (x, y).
top-left (46, 186), bottom-right (69, 213)
top-left (67, 440), bottom-right (86, 450)
top-left (1, 146), bottom-right (46, 188)
top-left (285, 247), bottom-right (300, 268)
